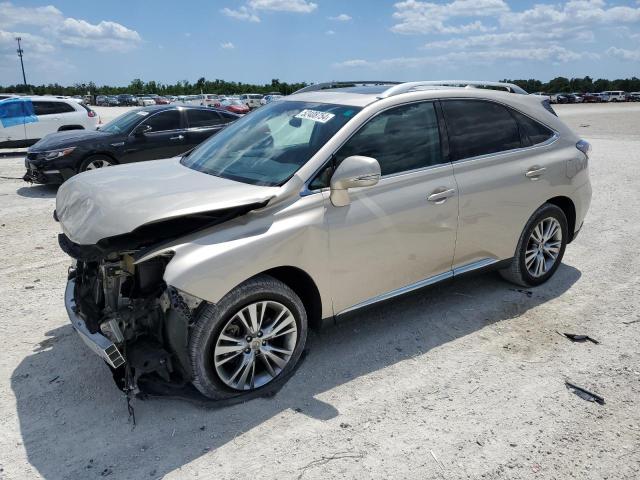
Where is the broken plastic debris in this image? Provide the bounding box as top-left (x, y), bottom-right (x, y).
top-left (558, 332), bottom-right (599, 344)
top-left (565, 381), bottom-right (605, 405)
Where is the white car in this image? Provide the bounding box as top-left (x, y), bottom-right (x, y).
top-left (201, 94), bottom-right (220, 107)
top-left (137, 96), bottom-right (156, 107)
top-left (239, 94), bottom-right (263, 109)
top-left (602, 91), bottom-right (627, 102)
top-left (0, 96), bottom-right (98, 148)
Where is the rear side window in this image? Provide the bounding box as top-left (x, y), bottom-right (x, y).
top-left (141, 110), bottom-right (181, 132)
top-left (335, 101), bottom-right (443, 176)
top-left (187, 109), bottom-right (222, 128)
top-left (442, 100), bottom-right (521, 160)
top-left (32, 101), bottom-right (75, 116)
top-left (510, 110), bottom-right (555, 146)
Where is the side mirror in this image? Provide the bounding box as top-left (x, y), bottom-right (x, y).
top-left (133, 124), bottom-right (152, 137)
top-left (329, 155), bottom-right (381, 207)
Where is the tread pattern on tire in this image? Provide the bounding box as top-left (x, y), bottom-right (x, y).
top-left (189, 274), bottom-right (308, 400)
top-left (500, 203), bottom-right (568, 287)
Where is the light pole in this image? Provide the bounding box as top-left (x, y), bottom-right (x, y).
top-left (15, 37), bottom-right (28, 90)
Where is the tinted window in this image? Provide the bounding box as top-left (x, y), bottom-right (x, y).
top-left (141, 110), bottom-right (181, 132)
top-left (32, 101), bottom-right (75, 116)
top-left (442, 100), bottom-right (521, 160)
top-left (336, 101), bottom-right (443, 176)
top-left (187, 109), bottom-right (222, 128)
top-left (510, 109), bottom-right (555, 146)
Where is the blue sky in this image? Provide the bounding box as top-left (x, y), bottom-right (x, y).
top-left (1, 0), bottom-right (640, 86)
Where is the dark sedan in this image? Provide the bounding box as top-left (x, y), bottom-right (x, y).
top-left (23, 105), bottom-right (239, 184)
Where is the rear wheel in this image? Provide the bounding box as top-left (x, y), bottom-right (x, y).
top-left (500, 204), bottom-right (568, 287)
top-left (189, 275), bottom-right (308, 400)
top-left (79, 155), bottom-right (114, 172)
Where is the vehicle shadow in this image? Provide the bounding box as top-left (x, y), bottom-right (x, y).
top-left (16, 184), bottom-right (58, 199)
top-left (11, 265), bottom-right (581, 479)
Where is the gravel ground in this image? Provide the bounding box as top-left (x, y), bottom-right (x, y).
top-left (0, 104), bottom-right (638, 480)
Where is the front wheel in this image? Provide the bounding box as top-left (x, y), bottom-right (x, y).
top-left (79, 155), bottom-right (114, 172)
top-left (500, 203), bottom-right (568, 287)
top-left (189, 275), bottom-right (308, 400)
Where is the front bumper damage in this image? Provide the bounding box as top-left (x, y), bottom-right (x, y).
top-left (65, 277), bottom-right (125, 369)
top-left (23, 157), bottom-right (75, 184)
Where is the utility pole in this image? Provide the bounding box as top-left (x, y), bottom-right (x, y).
top-left (15, 37), bottom-right (28, 90)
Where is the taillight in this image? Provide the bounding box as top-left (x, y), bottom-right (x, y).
top-left (88, 110), bottom-right (97, 118)
top-left (576, 139), bottom-right (591, 159)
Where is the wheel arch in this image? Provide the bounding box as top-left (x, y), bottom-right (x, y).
top-left (79, 152), bottom-right (119, 170)
top-left (546, 196), bottom-right (576, 242)
top-left (58, 125), bottom-right (85, 132)
top-left (254, 266), bottom-right (323, 329)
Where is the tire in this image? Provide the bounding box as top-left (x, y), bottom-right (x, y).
top-left (189, 275), bottom-right (308, 400)
top-left (79, 155), bottom-right (115, 172)
top-left (499, 203), bottom-right (568, 287)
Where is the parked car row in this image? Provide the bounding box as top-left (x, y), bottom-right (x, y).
top-left (23, 105), bottom-right (239, 183)
top-left (533, 91), bottom-right (640, 104)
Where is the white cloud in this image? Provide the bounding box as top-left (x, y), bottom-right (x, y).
top-left (220, 41), bottom-right (235, 49)
top-left (391, 0), bottom-right (508, 34)
top-left (325, 30), bottom-right (336, 35)
top-left (248, 0), bottom-right (317, 13)
top-left (0, 2), bottom-right (141, 53)
top-left (221, 6), bottom-right (261, 22)
top-left (329, 14), bottom-right (352, 21)
top-left (334, 46), bottom-right (593, 69)
top-left (607, 47), bottom-right (640, 61)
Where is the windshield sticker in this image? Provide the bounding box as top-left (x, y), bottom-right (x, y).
top-left (294, 109), bottom-right (335, 124)
top-left (135, 111), bottom-right (149, 116)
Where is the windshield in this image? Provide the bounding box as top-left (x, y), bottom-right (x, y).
top-left (181, 100), bottom-right (361, 186)
top-left (100, 110), bottom-right (146, 134)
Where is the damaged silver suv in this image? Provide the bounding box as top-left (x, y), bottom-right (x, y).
top-left (56, 81), bottom-right (592, 400)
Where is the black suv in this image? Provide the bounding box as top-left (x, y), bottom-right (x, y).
top-left (117, 94), bottom-right (138, 106)
top-left (24, 105), bottom-right (239, 184)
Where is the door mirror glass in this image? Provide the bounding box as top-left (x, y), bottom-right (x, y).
top-left (329, 155), bottom-right (380, 207)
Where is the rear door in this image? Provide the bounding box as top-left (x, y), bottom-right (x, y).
top-left (26, 100), bottom-right (77, 141)
top-left (184, 109), bottom-right (230, 149)
top-left (120, 109), bottom-right (186, 163)
top-left (441, 99), bottom-right (560, 269)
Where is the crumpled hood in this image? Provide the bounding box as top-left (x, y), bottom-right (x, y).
top-left (56, 157), bottom-right (278, 245)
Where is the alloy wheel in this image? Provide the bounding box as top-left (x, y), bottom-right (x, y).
top-left (525, 217), bottom-right (562, 278)
top-left (85, 159), bottom-right (112, 170)
top-left (213, 300), bottom-right (298, 391)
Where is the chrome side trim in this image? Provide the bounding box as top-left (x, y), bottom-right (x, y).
top-left (336, 271), bottom-right (454, 316)
top-left (65, 279), bottom-right (125, 369)
top-left (336, 257), bottom-right (501, 317)
top-left (452, 258), bottom-right (499, 276)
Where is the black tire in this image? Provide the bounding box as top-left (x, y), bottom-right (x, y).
top-left (79, 155), bottom-right (115, 173)
top-left (499, 203), bottom-right (568, 287)
top-left (189, 275), bottom-right (308, 400)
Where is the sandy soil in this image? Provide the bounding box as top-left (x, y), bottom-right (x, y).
top-left (0, 103), bottom-right (638, 479)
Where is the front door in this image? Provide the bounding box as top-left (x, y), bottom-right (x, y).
top-left (121, 109), bottom-right (186, 163)
top-left (322, 101), bottom-right (458, 314)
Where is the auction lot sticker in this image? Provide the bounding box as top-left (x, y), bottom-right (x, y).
top-left (295, 109), bottom-right (335, 123)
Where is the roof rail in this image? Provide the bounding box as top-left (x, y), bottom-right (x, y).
top-left (379, 80), bottom-right (528, 98)
top-left (293, 81), bottom-right (402, 95)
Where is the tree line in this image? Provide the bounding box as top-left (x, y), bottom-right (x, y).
top-left (0, 78), bottom-right (307, 96)
top-left (2, 76), bottom-right (640, 96)
top-left (503, 76), bottom-right (640, 93)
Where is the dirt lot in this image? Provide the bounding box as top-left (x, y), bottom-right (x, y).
top-left (0, 104), bottom-right (638, 479)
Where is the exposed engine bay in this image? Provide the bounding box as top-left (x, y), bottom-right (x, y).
top-left (68, 250), bottom-right (199, 397)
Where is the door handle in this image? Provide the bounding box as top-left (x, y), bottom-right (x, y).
top-left (427, 188), bottom-right (456, 204)
top-left (170, 135), bottom-right (184, 141)
top-left (525, 166), bottom-right (546, 179)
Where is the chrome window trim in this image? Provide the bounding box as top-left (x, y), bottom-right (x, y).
top-left (126, 108), bottom-right (183, 137)
top-left (300, 96), bottom-right (559, 197)
top-left (336, 258), bottom-right (500, 316)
